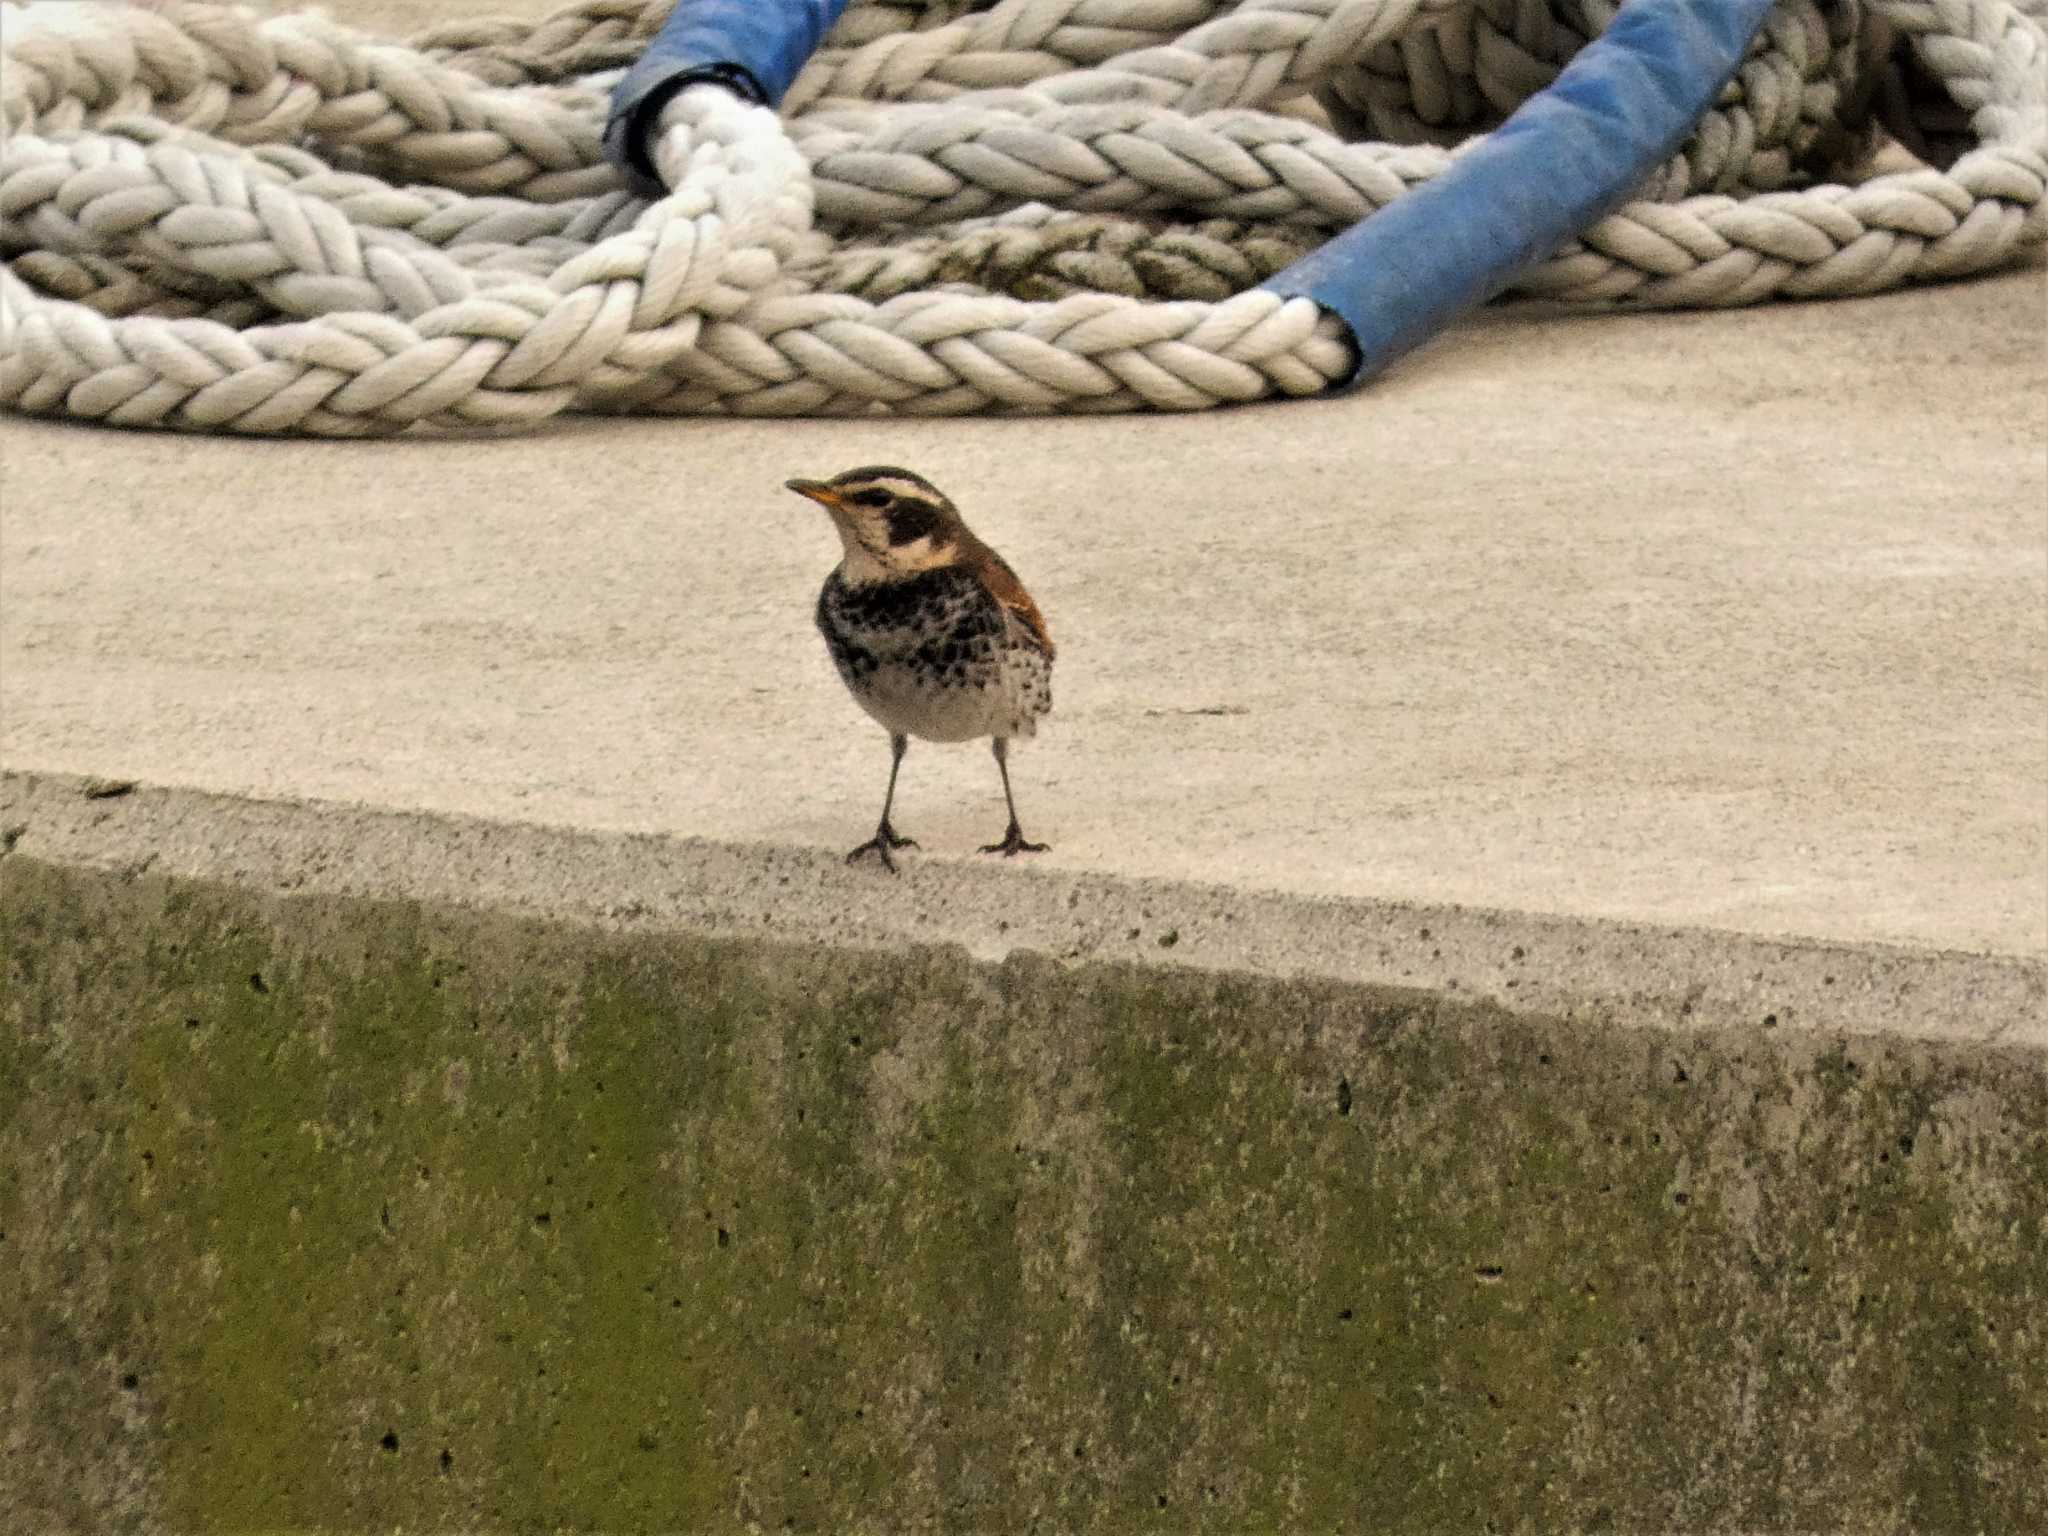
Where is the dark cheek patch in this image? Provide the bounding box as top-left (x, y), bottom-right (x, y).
top-left (884, 499), bottom-right (940, 546)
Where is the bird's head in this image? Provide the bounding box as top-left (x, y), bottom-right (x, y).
top-left (786, 466), bottom-right (965, 585)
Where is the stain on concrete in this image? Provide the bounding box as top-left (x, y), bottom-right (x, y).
top-left (3, 857), bottom-right (2044, 1532)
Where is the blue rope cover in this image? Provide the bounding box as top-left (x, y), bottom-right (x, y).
top-left (605, 0), bottom-right (851, 196)
top-left (606, 0), bottom-right (1778, 389)
top-left (1261, 0), bottom-right (1779, 387)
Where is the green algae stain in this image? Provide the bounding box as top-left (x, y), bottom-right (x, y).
top-left (126, 896), bottom-right (456, 1529)
top-left (7, 857), bottom-right (2048, 1533)
top-left (901, 1019), bottom-right (1037, 1520)
top-left (104, 886), bottom-right (846, 1530)
top-left (474, 942), bottom-right (745, 1531)
top-left (1089, 972), bottom-right (1321, 1526)
top-left (2, 867), bottom-right (169, 1535)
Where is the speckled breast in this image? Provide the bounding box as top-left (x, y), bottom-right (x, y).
top-left (816, 566), bottom-right (1052, 744)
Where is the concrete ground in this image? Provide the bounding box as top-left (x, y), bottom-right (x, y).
top-left (6, 4), bottom-right (2048, 1529)
top-left (4, 268), bottom-right (2044, 960)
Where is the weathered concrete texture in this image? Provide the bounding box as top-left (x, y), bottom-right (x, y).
top-left (4, 264), bottom-right (2044, 957)
top-left (6, 769), bottom-right (2043, 1053)
top-left (6, 848), bottom-right (2047, 1535)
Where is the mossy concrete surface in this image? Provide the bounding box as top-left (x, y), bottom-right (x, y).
top-left (5, 846), bottom-right (2045, 1534)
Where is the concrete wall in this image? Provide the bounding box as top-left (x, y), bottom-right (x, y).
top-left (7, 847), bottom-right (2044, 1533)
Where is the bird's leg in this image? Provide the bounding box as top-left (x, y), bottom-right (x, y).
top-left (846, 733), bottom-right (918, 872)
top-left (980, 737), bottom-right (1049, 856)
top-left (874, 734), bottom-right (918, 849)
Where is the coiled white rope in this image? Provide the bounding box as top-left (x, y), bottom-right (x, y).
top-left (0, 0), bottom-right (2040, 433)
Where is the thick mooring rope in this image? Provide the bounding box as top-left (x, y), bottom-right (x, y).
top-left (0, 0), bottom-right (2041, 433)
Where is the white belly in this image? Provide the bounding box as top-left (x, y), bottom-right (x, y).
top-left (850, 656), bottom-right (1045, 743)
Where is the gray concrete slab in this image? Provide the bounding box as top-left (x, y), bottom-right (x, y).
top-left (5, 269), bottom-right (2045, 957)
top-left (5, 768), bottom-right (2043, 1049)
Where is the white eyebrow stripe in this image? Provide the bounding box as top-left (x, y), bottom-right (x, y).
top-left (842, 475), bottom-right (942, 502)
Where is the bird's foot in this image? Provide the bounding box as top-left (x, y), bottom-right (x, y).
top-left (846, 823), bottom-right (918, 872)
top-left (979, 822), bottom-right (1049, 857)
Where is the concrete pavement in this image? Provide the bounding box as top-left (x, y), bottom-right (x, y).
top-left (4, 267), bottom-right (2044, 958)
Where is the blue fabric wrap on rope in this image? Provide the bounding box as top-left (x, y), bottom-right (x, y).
top-left (604, 0), bottom-right (851, 196)
top-left (1262, 0), bottom-right (1778, 388)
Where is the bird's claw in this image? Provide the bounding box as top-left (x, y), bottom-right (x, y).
top-left (979, 825), bottom-right (1049, 857)
top-left (846, 825), bottom-right (918, 872)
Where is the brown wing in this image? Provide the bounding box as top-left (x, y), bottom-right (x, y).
top-left (966, 542), bottom-right (1055, 659)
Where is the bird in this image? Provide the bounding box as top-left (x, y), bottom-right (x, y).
top-left (786, 465), bottom-right (1055, 873)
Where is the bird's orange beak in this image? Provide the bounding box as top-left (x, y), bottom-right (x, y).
top-left (785, 478), bottom-right (845, 511)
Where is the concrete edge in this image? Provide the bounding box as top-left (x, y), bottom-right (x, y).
top-left (3, 766), bottom-right (2042, 1050)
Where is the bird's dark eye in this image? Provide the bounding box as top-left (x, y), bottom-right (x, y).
top-left (849, 488), bottom-right (892, 508)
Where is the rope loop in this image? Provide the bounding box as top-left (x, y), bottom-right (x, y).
top-left (1, 0), bottom-right (2040, 433)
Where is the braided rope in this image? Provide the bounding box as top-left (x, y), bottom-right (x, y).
top-left (0, 0), bottom-right (2040, 434)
